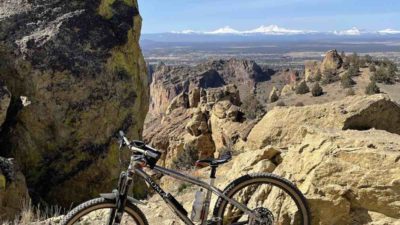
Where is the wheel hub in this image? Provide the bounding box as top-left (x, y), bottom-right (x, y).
top-left (249, 207), bottom-right (274, 225)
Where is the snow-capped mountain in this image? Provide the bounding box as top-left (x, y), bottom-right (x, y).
top-left (243, 25), bottom-right (314, 35)
top-left (333, 27), bottom-right (362, 36)
top-left (378, 28), bottom-right (400, 35)
top-left (142, 25), bottom-right (400, 42)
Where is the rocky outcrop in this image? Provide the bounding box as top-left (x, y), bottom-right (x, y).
top-left (275, 127), bottom-right (400, 225)
top-left (0, 0), bottom-right (149, 206)
top-left (144, 85), bottom-right (253, 167)
top-left (320, 49), bottom-right (343, 73)
top-left (247, 94), bottom-right (400, 148)
top-left (0, 157), bottom-right (29, 221)
top-left (148, 59), bottom-right (270, 116)
top-left (305, 50), bottom-right (343, 81)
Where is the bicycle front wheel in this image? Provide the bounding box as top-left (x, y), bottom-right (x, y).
top-left (60, 198), bottom-right (148, 225)
top-left (213, 173), bottom-right (311, 225)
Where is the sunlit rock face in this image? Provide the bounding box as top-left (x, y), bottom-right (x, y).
top-left (0, 0), bottom-right (149, 206)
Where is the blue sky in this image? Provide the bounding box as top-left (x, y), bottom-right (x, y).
top-left (138, 0), bottom-right (400, 33)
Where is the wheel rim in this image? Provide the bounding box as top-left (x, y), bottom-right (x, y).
top-left (68, 203), bottom-right (142, 225)
top-left (218, 180), bottom-right (305, 225)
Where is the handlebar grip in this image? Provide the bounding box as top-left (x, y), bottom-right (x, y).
top-left (145, 150), bottom-right (160, 159)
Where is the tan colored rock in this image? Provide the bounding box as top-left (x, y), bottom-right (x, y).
top-left (166, 92), bottom-right (189, 115)
top-left (189, 87), bottom-right (201, 108)
top-left (268, 86), bottom-right (279, 103)
top-left (247, 94), bottom-right (400, 148)
top-left (185, 109), bottom-right (209, 136)
top-left (304, 60), bottom-right (321, 81)
top-left (320, 49), bottom-right (343, 74)
top-left (274, 127), bottom-right (400, 225)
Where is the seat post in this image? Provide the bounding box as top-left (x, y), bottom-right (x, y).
top-left (210, 165), bottom-right (218, 179)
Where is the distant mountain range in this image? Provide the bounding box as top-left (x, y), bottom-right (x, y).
top-left (141, 25), bottom-right (400, 43)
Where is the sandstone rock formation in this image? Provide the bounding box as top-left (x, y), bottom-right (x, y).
top-left (144, 85), bottom-right (251, 167)
top-left (274, 127), bottom-right (400, 225)
top-left (305, 50), bottom-right (343, 81)
top-left (247, 94), bottom-right (400, 148)
top-left (320, 49), bottom-right (343, 73)
top-left (148, 59), bottom-right (271, 116)
top-left (0, 0), bottom-right (149, 207)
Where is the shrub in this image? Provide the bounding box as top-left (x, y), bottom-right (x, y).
top-left (374, 66), bottom-right (395, 84)
top-left (341, 72), bottom-right (356, 88)
top-left (311, 82), bottom-right (323, 97)
top-left (321, 69), bottom-right (339, 85)
top-left (314, 69), bottom-right (322, 82)
top-left (365, 80), bottom-right (380, 95)
top-left (276, 101), bottom-right (286, 106)
top-left (364, 54), bottom-right (373, 64)
top-left (295, 102), bottom-right (304, 107)
top-left (369, 64), bottom-right (376, 72)
top-left (348, 65), bottom-right (359, 77)
top-left (241, 94), bottom-right (266, 120)
top-left (346, 88), bottom-right (356, 96)
top-left (295, 81), bottom-right (310, 94)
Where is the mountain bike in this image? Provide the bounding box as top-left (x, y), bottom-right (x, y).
top-left (61, 131), bottom-right (311, 225)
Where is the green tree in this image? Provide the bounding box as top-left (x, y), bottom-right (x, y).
top-left (296, 81), bottom-right (310, 94)
top-left (314, 69), bottom-right (322, 82)
top-left (341, 72), bottom-right (356, 88)
top-left (311, 82), bottom-right (323, 97)
top-left (321, 69), bottom-right (339, 85)
top-left (346, 88), bottom-right (356, 96)
top-left (369, 64), bottom-right (376, 72)
top-left (365, 80), bottom-right (380, 95)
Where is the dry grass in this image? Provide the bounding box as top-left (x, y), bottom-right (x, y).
top-left (2, 202), bottom-right (62, 225)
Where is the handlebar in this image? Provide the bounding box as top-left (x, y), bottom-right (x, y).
top-left (118, 131), bottom-right (161, 159)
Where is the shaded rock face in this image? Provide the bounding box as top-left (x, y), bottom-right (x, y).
top-left (148, 59), bottom-right (270, 116)
top-left (0, 157), bottom-right (29, 221)
top-left (0, 0), bottom-right (148, 207)
top-left (0, 84), bottom-right (10, 128)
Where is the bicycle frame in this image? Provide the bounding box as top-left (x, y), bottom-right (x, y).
top-left (111, 156), bottom-right (257, 225)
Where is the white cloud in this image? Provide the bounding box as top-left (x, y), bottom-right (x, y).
top-left (333, 27), bottom-right (361, 36)
top-left (378, 28), bottom-right (400, 35)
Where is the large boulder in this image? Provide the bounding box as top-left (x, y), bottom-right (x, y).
top-left (274, 127), bottom-right (400, 225)
top-left (0, 0), bottom-right (149, 206)
top-left (320, 49), bottom-right (343, 74)
top-left (247, 94), bottom-right (400, 148)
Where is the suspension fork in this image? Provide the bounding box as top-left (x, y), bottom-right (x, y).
top-left (107, 170), bottom-right (134, 225)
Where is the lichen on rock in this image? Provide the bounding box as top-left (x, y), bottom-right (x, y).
top-left (0, 0), bottom-right (149, 207)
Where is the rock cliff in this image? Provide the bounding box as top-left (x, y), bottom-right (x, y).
top-left (0, 0), bottom-right (148, 207)
top-left (148, 59), bottom-right (271, 116)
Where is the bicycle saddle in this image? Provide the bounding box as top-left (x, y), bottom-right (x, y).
top-left (196, 151), bottom-right (232, 166)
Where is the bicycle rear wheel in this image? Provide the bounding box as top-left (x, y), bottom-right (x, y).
top-left (213, 173), bottom-right (311, 225)
top-left (61, 197), bottom-right (148, 225)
